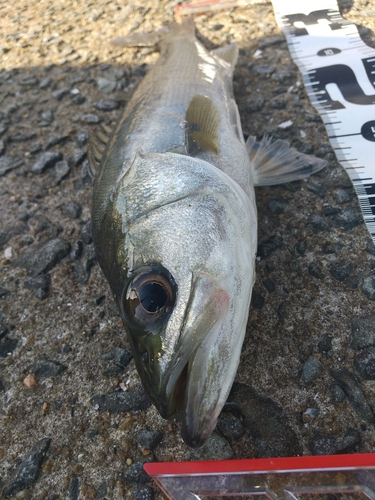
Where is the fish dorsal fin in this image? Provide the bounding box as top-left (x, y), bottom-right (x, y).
top-left (186, 95), bottom-right (220, 155)
top-left (246, 135), bottom-right (327, 186)
top-left (87, 123), bottom-right (114, 179)
top-left (211, 43), bottom-right (238, 70)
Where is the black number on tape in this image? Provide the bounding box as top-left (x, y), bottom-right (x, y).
top-left (308, 64), bottom-right (375, 109)
top-left (317, 48), bottom-right (341, 57)
top-left (361, 121), bottom-right (375, 142)
top-left (283, 9), bottom-right (349, 36)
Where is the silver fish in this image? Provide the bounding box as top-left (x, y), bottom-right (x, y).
top-left (89, 19), bottom-right (326, 448)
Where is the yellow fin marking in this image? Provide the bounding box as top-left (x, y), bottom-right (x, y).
top-left (186, 95), bottom-right (220, 155)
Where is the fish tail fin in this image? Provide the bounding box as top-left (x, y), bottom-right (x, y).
top-left (111, 19), bottom-right (195, 48)
top-left (168, 18), bottom-right (196, 38)
top-left (246, 135), bottom-right (327, 186)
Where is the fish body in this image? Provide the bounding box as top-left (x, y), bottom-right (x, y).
top-left (90, 20), bottom-right (326, 447)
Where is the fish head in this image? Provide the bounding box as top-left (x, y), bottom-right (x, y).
top-left (104, 151), bottom-right (257, 447)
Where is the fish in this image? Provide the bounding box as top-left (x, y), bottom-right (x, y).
top-left (89, 19), bottom-right (326, 448)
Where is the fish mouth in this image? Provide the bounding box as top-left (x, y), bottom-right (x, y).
top-left (155, 274), bottom-right (230, 448)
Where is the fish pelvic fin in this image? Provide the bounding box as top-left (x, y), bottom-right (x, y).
top-left (186, 95), bottom-right (220, 155)
top-left (87, 123), bottom-right (114, 179)
top-left (211, 43), bottom-right (238, 70)
top-left (246, 135), bottom-right (327, 186)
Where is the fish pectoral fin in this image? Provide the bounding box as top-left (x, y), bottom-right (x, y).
top-left (247, 135), bottom-right (327, 186)
top-left (211, 43), bottom-right (238, 70)
top-left (87, 123), bottom-right (115, 178)
top-left (186, 95), bottom-right (220, 155)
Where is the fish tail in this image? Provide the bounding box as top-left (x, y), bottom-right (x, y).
top-left (111, 19), bottom-right (196, 48)
top-left (166, 18), bottom-right (196, 40)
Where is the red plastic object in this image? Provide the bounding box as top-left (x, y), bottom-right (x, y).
top-left (144, 454), bottom-right (375, 499)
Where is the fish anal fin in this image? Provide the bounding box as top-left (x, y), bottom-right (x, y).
top-left (186, 95), bottom-right (220, 155)
top-left (88, 123), bottom-right (115, 179)
top-left (247, 135), bottom-right (327, 186)
top-left (211, 43), bottom-right (238, 70)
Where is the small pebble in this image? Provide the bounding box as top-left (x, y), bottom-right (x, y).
top-left (268, 198), bottom-right (289, 214)
top-left (329, 260), bottom-right (351, 282)
top-left (322, 204), bottom-right (339, 216)
top-left (245, 97), bottom-right (265, 113)
top-left (68, 150), bottom-right (86, 168)
top-left (263, 278), bottom-right (276, 293)
top-left (296, 240), bottom-right (307, 255)
top-left (80, 221), bottom-right (92, 244)
top-left (53, 160), bottom-right (70, 184)
top-left (302, 407), bottom-right (319, 423)
top-left (71, 94), bottom-right (86, 105)
top-left (333, 208), bottom-right (363, 230)
top-left (93, 100), bottom-right (119, 111)
top-left (190, 432), bottom-right (233, 460)
top-left (300, 356), bottom-right (323, 384)
top-left (133, 486), bottom-right (154, 500)
top-left (136, 430), bottom-right (163, 450)
top-left (305, 180), bottom-right (326, 198)
top-left (23, 374), bottom-right (38, 390)
top-left (81, 113), bottom-right (100, 124)
top-left (330, 368), bottom-right (375, 423)
top-left (31, 151), bottom-right (63, 174)
top-left (52, 87), bottom-right (71, 100)
top-left (69, 240), bottom-right (83, 262)
top-left (308, 262), bottom-right (324, 279)
top-left (270, 98), bottom-right (287, 109)
top-left (307, 214), bottom-right (329, 232)
top-left (91, 391), bottom-right (151, 413)
top-left (122, 461), bottom-right (152, 485)
top-left (0, 336), bottom-right (18, 358)
top-left (251, 292), bottom-right (265, 309)
top-left (362, 276), bottom-right (375, 300)
top-left (96, 78), bottom-right (117, 93)
top-left (351, 315), bottom-right (375, 350)
top-left (0, 155), bottom-right (24, 176)
top-left (330, 384), bottom-right (346, 402)
top-left (12, 238), bottom-right (71, 277)
top-left (217, 412), bottom-right (244, 440)
top-left (76, 130), bottom-right (89, 147)
top-left (115, 347), bottom-right (133, 368)
top-left (74, 246), bottom-right (96, 284)
top-left (271, 69), bottom-right (293, 82)
top-left (253, 64), bottom-right (275, 75)
top-left (257, 235), bottom-right (283, 259)
top-left (2, 438), bottom-right (51, 498)
top-left (34, 358), bottom-right (67, 377)
top-left (334, 189), bottom-right (350, 204)
top-left (318, 334), bottom-right (333, 353)
top-left (61, 201), bottom-right (82, 219)
top-left (74, 161), bottom-right (92, 189)
top-left (354, 347), bottom-right (375, 380)
top-left (45, 135), bottom-right (69, 150)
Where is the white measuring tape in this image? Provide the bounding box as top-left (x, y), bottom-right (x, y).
top-left (271, 0), bottom-right (375, 243)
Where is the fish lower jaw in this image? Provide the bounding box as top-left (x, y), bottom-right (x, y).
top-left (181, 399), bottom-right (219, 448)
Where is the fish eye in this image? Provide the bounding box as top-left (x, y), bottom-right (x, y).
top-left (123, 266), bottom-right (176, 327)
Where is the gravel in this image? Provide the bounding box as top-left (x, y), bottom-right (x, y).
top-left (1, 0), bottom-right (375, 498)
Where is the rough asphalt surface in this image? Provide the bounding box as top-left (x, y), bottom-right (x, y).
top-left (1, 0), bottom-right (375, 498)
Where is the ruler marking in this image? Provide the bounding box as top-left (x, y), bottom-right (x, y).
top-left (272, 0), bottom-right (375, 243)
